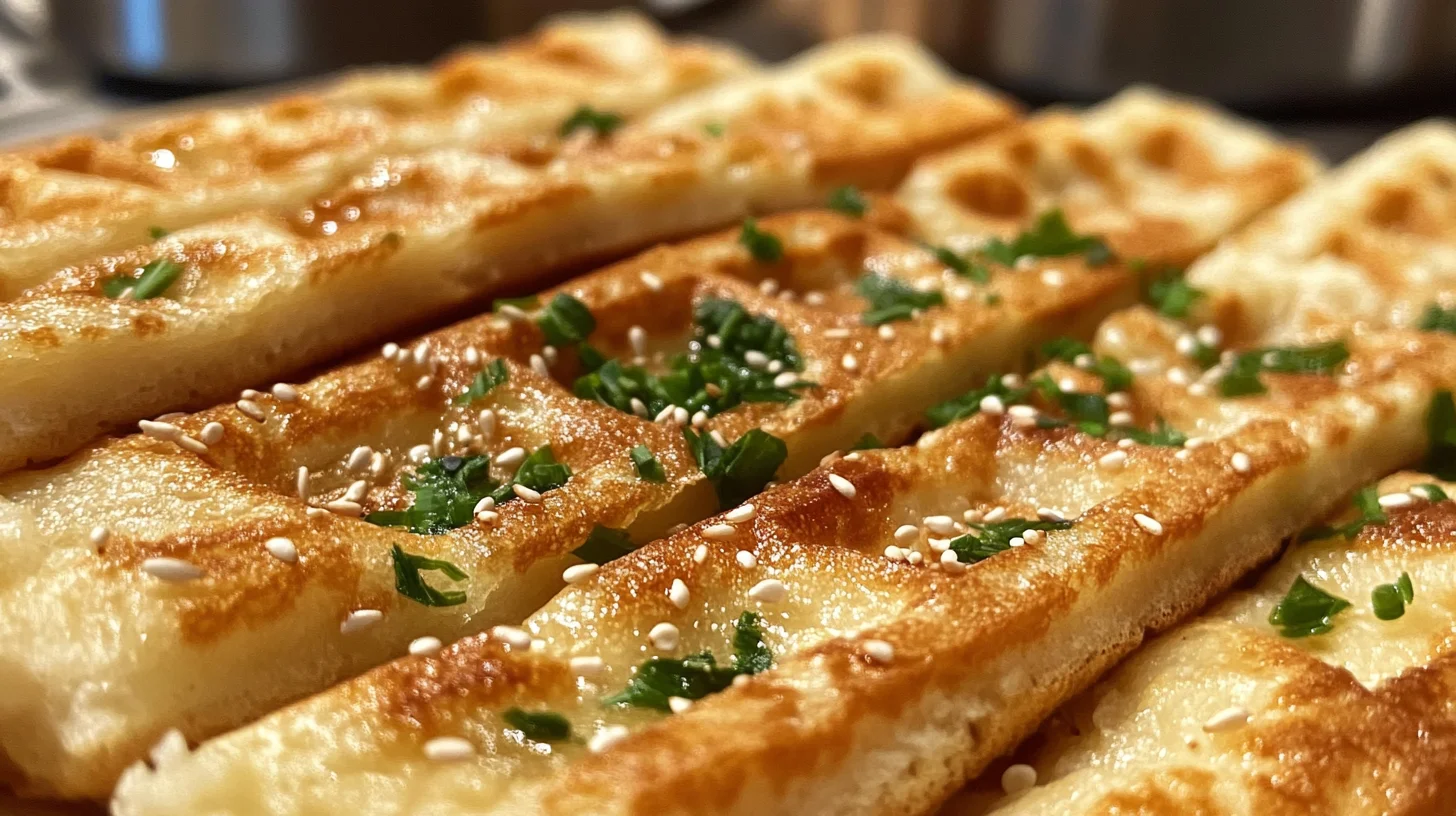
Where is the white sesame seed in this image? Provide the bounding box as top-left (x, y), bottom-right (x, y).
top-left (174, 435), bottom-right (208, 455)
top-left (530, 354), bottom-right (550, 377)
top-left (1008, 536), bottom-right (1026, 548)
top-left (414, 374), bottom-right (433, 391)
top-left (906, 550), bottom-right (924, 565)
top-left (931, 326), bottom-right (948, 345)
top-left (773, 372), bottom-right (799, 389)
top-left (1167, 368), bottom-right (1191, 386)
top-left (758, 277), bottom-right (779, 295)
top-left (138, 419), bottom-right (182, 440)
top-left (347, 446), bottom-right (373, 472)
top-left (472, 496), bottom-right (495, 516)
top-left (1184, 436), bottom-right (1208, 449)
top-left (640, 271), bottom-right (665, 291)
top-left (569, 655), bottom-right (605, 678)
top-left (1007, 404), bottom-right (1037, 420)
top-left (629, 397), bottom-right (649, 417)
top-left (476, 408), bottom-right (496, 438)
top-left (1175, 449), bottom-right (1192, 460)
top-left (928, 537), bottom-right (951, 553)
top-left (1021, 528), bottom-right (1043, 545)
top-left (744, 349), bottom-right (770, 368)
top-left (703, 523), bottom-right (736, 539)
top-left (1188, 382), bottom-right (1210, 397)
top-left (983, 507), bottom-right (1007, 523)
top-left (142, 557), bottom-right (203, 582)
top-left (495, 447), bottom-right (526, 469)
top-left (412, 343), bottom-right (432, 366)
top-left (476, 510), bottom-right (499, 525)
top-left (705, 335), bottom-right (723, 349)
top-left (691, 410), bottom-right (708, 429)
top-left (464, 346), bottom-right (480, 366)
top-left (423, 736), bottom-right (475, 762)
top-left (748, 578), bottom-right (788, 603)
top-left (239, 388), bottom-right (262, 401)
top-left (1117, 438), bottom-right (1135, 449)
top-left (862, 639), bottom-right (894, 664)
top-left (563, 563), bottom-right (598, 584)
top-left (541, 345), bottom-right (558, 365)
top-left (431, 429), bottom-right (445, 456)
top-left (628, 326), bottom-right (647, 357)
top-left (1109, 411), bottom-right (1134, 426)
top-left (265, 537), bottom-right (298, 563)
top-left (589, 725), bottom-right (630, 753)
top-left (344, 480), bottom-right (368, 503)
top-left (804, 290), bottom-right (827, 306)
top-left (824, 327), bottom-right (852, 339)
top-left (841, 353), bottom-right (859, 371)
top-left (491, 625), bottom-right (532, 650)
top-left (382, 342), bottom-right (400, 360)
top-left (648, 622), bottom-right (680, 651)
top-left (940, 549), bottom-right (966, 572)
top-left (88, 525), bottom-right (110, 548)
top-left (878, 324), bottom-right (896, 340)
top-left (665, 695), bottom-right (693, 714)
top-left (409, 636), bottom-right (443, 656)
top-left (829, 473), bottom-right (856, 499)
top-left (923, 515), bottom-right (957, 536)
top-left (1036, 507), bottom-right (1066, 522)
top-left (673, 407), bottom-right (689, 426)
top-left (894, 524), bottom-right (920, 544)
top-left (963, 508), bottom-right (984, 523)
top-left (1134, 513), bottom-right (1164, 535)
top-left (1175, 333), bottom-right (1198, 356)
top-left (340, 609), bottom-right (383, 634)
top-left (980, 394), bottom-right (1006, 415)
top-left (199, 422), bottom-right (224, 445)
top-left (1197, 325), bottom-right (1223, 347)
top-left (1040, 269), bottom-right (1065, 286)
top-left (884, 545), bottom-right (905, 562)
top-left (668, 578), bottom-right (691, 609)
top-left (409, 444), bottom-right (431, 464)
top-left (305, 507), bottom-right (328, 519)
top-left (1202, 706), bottom-right (1251, 732)
top-left (1231, 451), bottom-right (1252, 473)
top-left (1378, 492), bottom-right (1414, 508)
top-left (456, 425), bottom-right (473, 445)
top-left (271, 383), bottom-right (299, 402)
top-left (724, 504), bottom-right (756, 524)
top-left (1001, 763), bottom-right (1037, 795)
top-left (325, 499), bottom-right (362, 516)
top-left (1058, 376), bottom-right (1078, 392)
top-left (1098, 450), bottom-right (1128, 470)
top-left (692, 543), bottom-right (710, 564)
top-left (654, 404), bottom-right (677, 423)
top-left (1413, 484), bottom-right (1442, 500)
top-left (710, 430), bottom-right (729, 448)
top-left (1106, 391), bottom-right (1131, 409)
top-left (512, 484), bottom-right (543, 503)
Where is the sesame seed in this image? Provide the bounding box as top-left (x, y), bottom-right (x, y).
top-left (1022, 529), bottom-right (1044, 545)
top-left (668, 696), bottom-right (693, 714)
top-left (138, 419), bottom-right (182, 440)
top-left (654, 404), bottom-right (676, 423)
top-left (423, 736), bottom-right (475, 762)
top-left (414, 375), bottom-right (433, 391)
top-left (1058, 376), bottom-right (1078, 392)
top-left (878, 324), bottom-right (896, 340)
top-left (88, 525), bottom-right (109, 548)
top-left (884, 545), bottom-right (905, 562)
top-left (862, 639), bottom-right (894, 664)
top-left (668, 578), bottom-right (691, 609)
top-left (1378, 492), bottom-right (1414, 508)
top-left (491, 625), bottom-right (532, 650)
top-left (940, 549), bottom-right (965, 572)
top-left (1133, 513), bottom-right (1164, 535)
top-left (1008, 536), bottom-right (1026, 548)
top-left (963, 508), bottom-right (983, 523)
top-left (174, 435), bottom-right (208, 455)
top-left (1117, 438), bottom-right (1135, 449)
top-left (464, 346), bottom-right (480, 366)
top-left (1197, 325), bottom-right (1223, 347)
top-left (743, 350), bottom-right (770, 368)
top-left (673, 407), bottom-right (689, 426)
top-left (475, 510), bottom-right (499, 525)
top-left (703, 523), bottom-right (736, 539)
top-left (412, 343), bottom-right (432, 366)
top-left (570, 655), bottom-right (605, 678)
top-left (773, 372), bottom-right (799, 388)
top-left (1109, 411), bottom-right (1134, 426)
top-left (628, 326), bottom-right (647, 356)
top-left (1175, 333), bottom-right (1198, 356)
top-left (512, 484), bottom-right (543, 503)
top-left (1099, 450), bottom-right (1127, 470)
top-left (477, 408), bottom-right (496, 437)
top-left (589, 725), bottom-right (630, 753)
top-left (705, 335), bottom-right (723, 349)
top-left (495, 447), bottom-right (526, 469)
top-left (748, 578), bottom-right (788, 603)
top-left (758, 278), bottom-right (779, 295)
top-left (1106, 391), bottom-right (1131, 409)
top-left (693, 543), bottom-right (709, 564)
top-left (804, 291), bottom-right (827, 305)
top-left (456, 425), bottom-right (473, 445)
top-left (983, 507), bottom-right (1007, 523)
top-left (305, 507), bottom-right (328, 519)
top-left (1040, 269), bottom-right (1065, 286)
top-left (347, 446), bottom-right (373, 472)
top-left (409, 444), bottom-right (431, 463)
top-left (980, 394), bottom-right (1006, 414)
top-left (824, 327), bottom-right (852, 339)
top-left (340, 609), bottom-right (383, 634)
top-left (725, 504), bottom-right (756, 523)
top-left (563, 563), bottom-right (598, 584)
top-left (271, 383), bottom-right (299, 402)
top-left (199, 422), bottom-right (224, 445)
top-left (142, 557), bottom-right (203, 582)
top-left (472, 497), bottom-right (496, 515)
top-left (1167, 368), bottom-right (1191, 386)
top-left (828, 473), bottom-right (856, 499)
top-left (894, 524), bottom-right (920, 544)
top-left (344, 480), bottom-right (368, 503)
top-left (1036, 507), bottom-right (1066, 522)
top-left (382, 342), bottom-right (400, 360)
top-left (1231, 451), bottom-right (1252, 473)
top-left (638, 270), bottom-right (665, 291)
top-left (1175, 449), bottom-right (1192, 460)
top-left (265, 537), bottom-right (298, 563)
top-left (648, 622), bottom-right (680, 651)
top-left (691, 410), bottom-right (708, 429)
top-left (1184, 436), bottom-right (1208, 449)
top-left (325, 499), bottom-right (362, 516)
top-left (1007, 404), bottom-right (1038, 420)
top-left (928, 537), bottom-right (951, 553)
top-left (1413, 484), bottom-right (1442, 500)
top-left (923, 515), bottom-right (957, 536)
top-left (841, 353), bottom-right (859, 372)
top-left (1001, 763), bottom-right (1037, 795)
top-left (529, 354), bottom-right (549, 377)
top-left (931, 326), bottom-right (948, 345)
top-left (732, 550), bottom-right (756, 569)
top-left (541, 345), bottom-right (558, 365)
top-left (1202, 706), bottom-right (1251, 732)
top-left (409, 636), bottom-right (443, 656)
top-left (906, 550), bottom-right (924, 564)
top-left (1188, 382), bottom-right (1210, 397)
top-left (710, 430), bottom-right (729, 448)
top-left (431, 429), bottom-right (445, 456)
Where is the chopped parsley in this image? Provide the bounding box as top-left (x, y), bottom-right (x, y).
top-left (630, 445), bottom-right (667, 483)
top-left (923, 243), bottom-right (990, 283)
top-left (1219, 341), bottom-right (1350, 397)
top-left (1371, 572), bottom-right (1415, 621)
top-left (850, 432), bottom-right (882, 451)
top-left (827, 185), bottom-right (867, 217)
top-left (1040, 337), bottom-right (1133, 391)
top-left (454, 359), bottom-right (508, 404)
top-left (605, 612), bottom-right (772, 709)
top-left (856, 272), bottom-right (945, 326)
top-left (1144, 268), bottom-right (1205, 319)
top-left (573, 298), bottom-right (810, 420)
top-left (537, 293), bottom-right (596, 347)
top-left (980, 209), bottom-right (1113, 268)
top-left (1114, 418), bottom-right (1188, 447)
top-left (366, 447), bottom-right (571, 533)
top-left (391, 544), bottom-right (468, 607)
top-left (1415, 483), bottom-right (1450, 502)
top-left (684, 427), bottom-right (786, 509)
top-left (1426, 390), bottom-right (1456, 479)
top-left (1297, 485), bottom-right (1387, 542)
top-left (1418, 303), bottom-right (1456, 334)
top-left (1032, 373), bottom-right (1112, 435)
top-left (102, 258), bottom-right (182, 300)
top-left (148, 226), bottom-right (169, 239)
top-left (925, 374), bottom-right (1030, 428)
top-left (503, 708), bottom-right (572, 742)
top-left (559, 105), bottom-right (623, 138)
top-left (738, 219), bottom-right (784, 263)
top-left (703, 122), bottom-right (725, 137)
top-left (1269, 575), bottom-right (1350, 638)
top-left (572, 524), bottom-right (635, 565)
top-left (948, 518), bottom-right (1073, 563)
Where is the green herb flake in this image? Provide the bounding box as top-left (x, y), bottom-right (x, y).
top-left (503, 708), bottom-right (572, 742)
top-left (1268, 575), bottom-right (1350, 638)
top-left (572, 524), bottom-right (635, 565)
top-left (537, 293), bottom-right (596, 347)
top-left (1414, 483), bottom-right (1450, 502)
top-left (1219, 341), bottom-right (1350, 398)
top-left (454, 359), bottom-right (509, 404)
top-left (926, 374), bottom-right (1029, 428)
top-left (148, 226), bottom-right (169, 240)
top-left (739, 219), bottom-right (784, 264)
top-left (980, 209), bottom-right (1113, 268)
top-left (391, 544), bottom-right (468, 607)
top-left (1039, 337), bottom-right (1134, 392)
top-left (1032, 373), bottom-right (1111, 435)
top-left (1144, 268), bottom-right (1205, 319)
top-left (630, 444), bottom-right (667, 483)
top-left (1114, 418), bottom-right (1188, 448)
top-left (1298, 485), bottom-right (1388, 543)
top-left (849, 432), bottom-right (882, 451)
top-left (856, 272), bottom-right (945, 326)
top-left (104, 258), bottom-right (183, 300)
top-left (1418, 303), bottom-right (1456, 334)
top-left (606, 612), bottom-right (771, 709)
top-left (366, 455), bottom-right (496, 534)
top-left (684, 427), bottom-right (786, 509)
top-left (1371, 571), bottom-right (1415, 621)
top-left (732, 611), bottom-right (773, 675)
top-left (948, 518), bottom-right (1073, 564)
top-left (923, 244), bottom-right (990, 283)
top-left (102, 276), bottom-right (134, 298)
top-left (703, 122), bottom-right (725, 137)
top-left (559, 105), bottom-right (623, 138)
top-left (827, 185), bottom-right (868, 217)
top-left (508, 445), bottom-right (572, 499)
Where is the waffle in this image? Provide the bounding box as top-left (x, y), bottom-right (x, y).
top-left (0, 34), bottom-right (1017, 475)
top-left (944, 470), bottom-right (1456, 815)
top-left (899, 87), bottom-right (1320, 267)
top-left (0, 11), bottom-right (754, 296)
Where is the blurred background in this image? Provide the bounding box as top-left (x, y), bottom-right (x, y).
top-left (1, 0), bottom-right (1454, 159)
